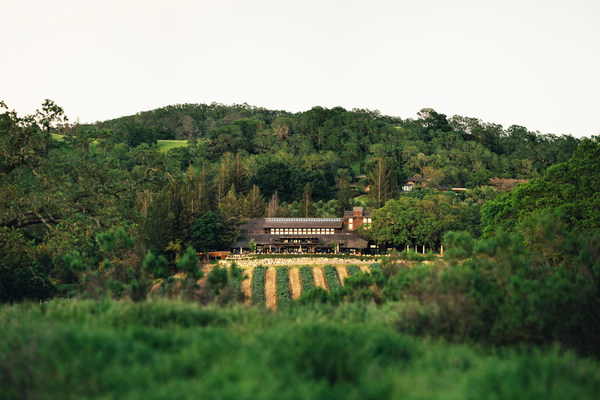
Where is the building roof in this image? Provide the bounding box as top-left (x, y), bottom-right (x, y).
top-left (263, 218), bottom-right (343, 229)
top-left (407, 174), bottom-right (426, 183)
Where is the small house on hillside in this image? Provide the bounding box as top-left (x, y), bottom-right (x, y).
top-left (403, 174), bottom-right (428, 192)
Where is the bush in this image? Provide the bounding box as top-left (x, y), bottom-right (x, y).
top-left (323, 265), bottom-right (341, 291)
top-left (347, 264), bottom-right (360, 276)
top-left (300, 266), bottom-right (314, 293)
top-left (276, 266), bottom-right (290, 309)
top-left (251, 265), bottom-right (265, 306)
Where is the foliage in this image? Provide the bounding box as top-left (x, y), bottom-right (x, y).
top-left (299, 266), bottom-right (314, 293)
top-left (142, 250), bottom-right (168, 279)
top-left (481, 136), bottom-right (600, 236)
top-left (176, 246), bottom-right (201, 279)
top-left (442, 231), bottom-right (475, 261)
top-left (2, 299), bottom-right (600, 399)
top-left (347, 264), bottom-right (360, 276)
top-left (190, 211), bottom-right (223, 252)
top-left (323, 264), bottom-right (341, 291)
top-left (276, 266), bottom-right (290, 309)
top-left (251, 265), bottom-right (266, 306)
top-left (370, 193), bottom-right (468, 248)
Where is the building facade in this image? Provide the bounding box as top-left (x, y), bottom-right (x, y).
top-left (232, 207), bottom-right (374, 254)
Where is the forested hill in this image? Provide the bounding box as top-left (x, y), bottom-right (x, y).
top-left (1, 99), bottom-right (588, 305)
top-left (83, 103), bottom-right (580, 189)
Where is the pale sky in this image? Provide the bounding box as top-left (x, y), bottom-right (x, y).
top-left (2, 0), bottom-right (599, 137)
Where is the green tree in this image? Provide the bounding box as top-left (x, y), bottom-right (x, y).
top-left (142, 250), bottom-right (168, 279)
top-left (298, 183), bottom-right (315, 217)
top-left (243, 185), bottom-right (266, 218)
top-left (336, 169), bottom-right (354, 216)
top-left (191, 211), bottom-right (223, 252)
top-left (177, 246), bottom-right (202, 279)
top-left (481, 137), bottom-right (600, 236)
top-left (367, 155), bottom-right (397, 208)
top-left (142, 187), bottom-right (180, 253)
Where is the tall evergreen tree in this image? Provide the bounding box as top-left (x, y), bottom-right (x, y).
top-left (367, 155), bottom-right (396, 208)
top-left (298, 183), bottom-right (315, 217)
top-left (267, 191), bottom-right (280, 217)
top-left (336, 169), bottom-right (354, 216)
top-left (243, 185), bottom-right (266, 218)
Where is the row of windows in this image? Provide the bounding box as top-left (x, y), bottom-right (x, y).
top-left (270, 228), bottom-right (335, 235)
top-left (348, 217), bottom-right (371, 230)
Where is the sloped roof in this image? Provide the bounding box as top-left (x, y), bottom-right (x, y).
top-left (407, 174), bottom-right (426, 182)
top-left (263, 218), bottom-right (343, 229)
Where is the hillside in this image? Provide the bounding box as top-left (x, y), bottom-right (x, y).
top-left (79, 103), bottom-right (580, 188)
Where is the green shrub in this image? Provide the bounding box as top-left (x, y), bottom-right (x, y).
top-left (251, 265), bottom-right (265, 306)
top-left (3, 300), bottom-right (598, 400)
top-left (347, 264), bottom-right (360, 276)
top-left (276, 266), bottom-right (290, 309)
top-left (300, 266), bottom-right (314, 293)
top-left (323, 265), bottom-right (340, 291)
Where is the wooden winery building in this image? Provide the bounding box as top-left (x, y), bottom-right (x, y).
top-left (232, 207), bottom-right (374, 254)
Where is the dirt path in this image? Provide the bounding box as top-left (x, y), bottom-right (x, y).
top-left (289, 268), bottom-right (302, 300)
top-left (360, 265), bottom-right (370, 274)
top-left (241, 267), bottom-right (254, 306)
top-left (312, 267), bottom-right (328, 291)
top-left (336, 266), bottom-right (348, 285)
top-left (265, 267), bottom-right (278, 311)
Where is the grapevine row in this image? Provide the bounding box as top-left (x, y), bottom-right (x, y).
top-left (252, 265), bottom-right (266, 306)
top-left (276, 266), bottom-right (290, 309)
top-left (323, 265), bottom-right (340, 291)
top-left (299, 266), bottom-right (314, 293)
top-left (347, 264), bottom-right (360, 276)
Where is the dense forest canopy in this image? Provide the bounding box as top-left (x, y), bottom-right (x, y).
top-left (0, 99), bottom-right (590, 304)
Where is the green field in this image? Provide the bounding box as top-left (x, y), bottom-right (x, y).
top-left (51, 134), bottom-right (188, 153)
top-left (157, 139), bottom-right (189, 152)
top-left (1, 299), bottom-right (599, 400)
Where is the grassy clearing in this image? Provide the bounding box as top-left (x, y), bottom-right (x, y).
top-left (157, 139), bottom-right (189, 153)
top-left (1, 299), bottom-right (599, 400)
top-left (51, 134), bottom-right (188, 154)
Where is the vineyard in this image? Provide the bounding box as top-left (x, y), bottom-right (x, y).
top-left (244, 264), bottom-right (367, 310)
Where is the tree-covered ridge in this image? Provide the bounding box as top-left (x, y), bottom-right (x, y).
top-left (83, 103), bottom-right (580, 188)
top-left (481, 136), bottom-right (600, 234)
top-left (0, 99), bottom-right (589, 306)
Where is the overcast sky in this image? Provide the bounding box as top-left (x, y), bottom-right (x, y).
top-left (2, 0), bottom-right (599, 137)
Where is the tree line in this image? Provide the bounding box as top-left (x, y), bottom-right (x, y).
top-left (0, 99), bottom-right (589, 303)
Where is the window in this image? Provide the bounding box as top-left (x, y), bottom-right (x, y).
top-left (293, 229), bottom-right (298, 234)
